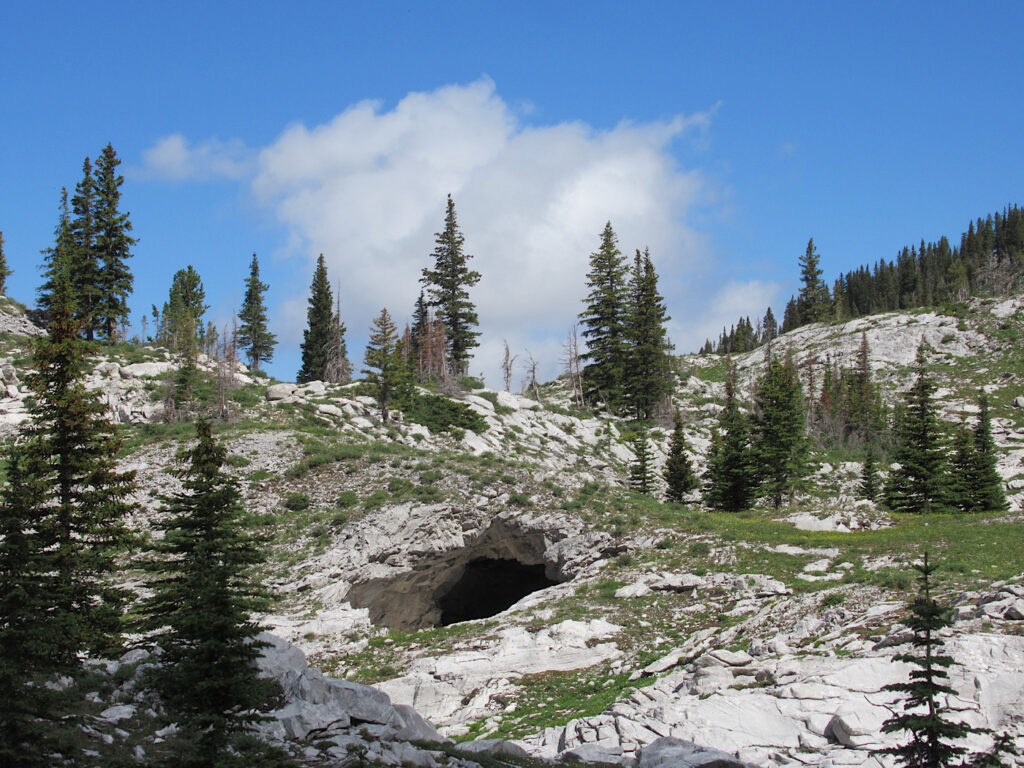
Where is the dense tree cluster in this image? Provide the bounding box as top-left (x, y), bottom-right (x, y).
top-left (885, 344), bottom-right (1007, 515)
top-left (706, 205), bottom-right (1024, 354)
top-left (38, 145), bottom-right (136, 341)
top-left (579, 224), bottom-right (674, 417)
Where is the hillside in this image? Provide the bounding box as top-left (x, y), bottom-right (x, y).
top-left (2, 294), bottom-right (1024, 767)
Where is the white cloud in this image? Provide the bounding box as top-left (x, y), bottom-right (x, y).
top-left (251, 78), bottom-right (716, 386)
top-left (137, 134), bottom-right (253, 181)
top-left (680, 279), bottom-right (781, 353)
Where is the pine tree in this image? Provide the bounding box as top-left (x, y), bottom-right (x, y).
top-left (625, 248), bottom-right (674, 419)
top-left (18, 263), bottom-right (136, 661)
top-left (237, 254), bottom-right (276, 371)
top-left (298, 254), bottom-right (333, 383)
top-left (38, 189), bottom-right (74, 316)
top-left (949, 426), bottom-right (976, 514)
top-left (363, 308), bottom-right (402, 423)
top-left (0, 448), bottom-right (70, 767)
top-left (68, 156), bottom-right (101, 339)
top-left (860, 447), bottom-right (880, 502)
top-left (92, 144), bottom-right (136, 341)
top-left (752, 350), bottom-right (810, 508)
top-left (140, 421), bottom-right (278, 767)
top-left (0, 230), bottom-right (10, 294)
top-left (420, 195), bottom-right (481, 376)
top-left (970, 394), bottom-right (1007, 512)
top-left (664, 409), bottom-right (698, 502)
top-left (702, 368), bottom-right (758, 511)
top-left (579, 223), bottom-right (630, 410)
top-left (797, 238), bottom-right (830, 325)
top-left (409, 290), bottom-right (429, 372)
top-left (161, 267), bottom-right (209, 412)
top-left (629, 427), bottom-right (655, 495)
top-left (877, 553), bottom-right (983, 768)
top-left (885, 344), bottom-right (955, 514)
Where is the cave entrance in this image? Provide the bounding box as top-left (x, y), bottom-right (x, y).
top-left (436, 558), bottom-right (559, 626)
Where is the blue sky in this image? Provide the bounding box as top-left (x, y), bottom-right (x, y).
top-left (2, 2), bottom-right (1022, 387)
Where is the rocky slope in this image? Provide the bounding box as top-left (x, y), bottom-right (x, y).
top-left (2, 295), bottom-right (1024, 766)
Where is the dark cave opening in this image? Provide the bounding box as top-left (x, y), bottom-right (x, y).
top-left (436, 558), bottom-right (559, 626)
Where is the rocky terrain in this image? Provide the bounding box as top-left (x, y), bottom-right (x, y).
top-left (2, 293), bottom-right (1024, 766)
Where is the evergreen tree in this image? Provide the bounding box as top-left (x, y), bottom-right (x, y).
top-left (409, 289), bottom-right (429, 369)
top-left (949, 426), bottom-right (976, 514)
top-left (0, 448), bottom-right (70, 767)
top-left (877, 553), bottom-right (983, 768)
top-left (140, 421), bottom-right (279, 767)
top-left (237, 254), bottom-right (276, 371)
top-left (0, 230), bottom-right (10, 294)
top-left (92, 144), bottom-right (136, 341)
top-left (579, 223), bottom-right (630, 410)
top-left (797, 238), bottom-right (830, 325)
top-left (17, 263), bottom-right (136, 661)
top-left (664, 409), bottom-right (698, 502)
top-left (161, 267), bottom-right (209, 412)
top-left (298, 254), bottom-right (333, 383)
top-left (702, 368), bottom-right (758, 511)
top-left (625, 248), bottom-right (674, 419)
top-left (970, 394), bottom-right (1007, 512)
top-left (68, 156), bottom-right (101, 339)
top-left (762, 306), bottom-right (778, 344)
top-left (885, 344), bottom-right (955, 514)
top-left (38, 189), bottom-right (74, 315)
top-left (629, 427), bottom-right (655, 495)
top-left (860, 447), bottom-right (880, 502)
top-left (363, 308), bottom-right (402, 423)
top-left (420, 195), bottom-right (481, 376)
top-left (752, 350), bottom-right (810, 508)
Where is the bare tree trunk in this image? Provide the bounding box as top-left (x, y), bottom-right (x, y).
top-left (502, 339), bottom-right (518, 392)
top-left (562, 325), bottom-right (584, 408)
top-left (522, 352), bottom-right (542, 402)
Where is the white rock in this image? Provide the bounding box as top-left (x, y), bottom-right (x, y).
top-left (120, 362), bottom-right (174, 378)
top-left (266, 383), bottom-right (298, 401)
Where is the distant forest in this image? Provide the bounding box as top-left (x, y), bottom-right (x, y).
top-left (706, 204), bottom-right (1024, 354)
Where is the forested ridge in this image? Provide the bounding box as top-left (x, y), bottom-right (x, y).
top-left (709, 204), bottom-right (1024, 354)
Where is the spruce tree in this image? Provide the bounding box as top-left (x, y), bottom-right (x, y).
top-left (752, 350), bottom-right (810, 508)
top-left (409, 289), bottom-right (429, 371)
top-left (92, 144), bottom-right (136, 341)
top-left (18, 262), bottom-right (136, 660)
top-left (579, 223), bottom-right (629, 410)
top-left (0, 448), bottom-right (69, 768)
top-left (629, 427), bottom-right (655, 495)
top-left (362, 308), bottom-right (402, 423)
top-left (971, 394), bottom-right (1007, 512)
top-left (298, 254), bottom-right (333, 383)
top-left (949, 426), bottom-right (976, 514)
top-left (860, 447), bottom-right (880, 502)
top-left (877, 553), bottom-right (983, 768)
top-left (702, 368), bottom-right (758, 511)
top-left (69, 156), bottom-right (101, 339)
top-left (797, 238), bottom-right (830, 325)
top-left (420, 195), bottom-right (481, 376)
top-left (0, 230), bottom-right (10, 295)
top-left (885, 344), bottom-right (955, 514)
top-left (140, 421), bottom-right (278, 767)
top-left (37, 190), bottom-right (73, 325)
top-left (625, 248), bottom-right (674, 419)
top-left (237, 254), bottom-right (276, 371)
top-left (664, 409), bottom-right (698, 502)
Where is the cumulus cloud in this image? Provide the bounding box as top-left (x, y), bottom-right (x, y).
top-left (137, 134), bottom-right (253, 181)
top-left (681, 279), bottom-right (781, 353)
top-left (251, 77), bottom-right (716, 386)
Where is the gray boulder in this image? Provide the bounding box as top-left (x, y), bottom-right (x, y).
top-left (637, 737), bottom-right (752, 768)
